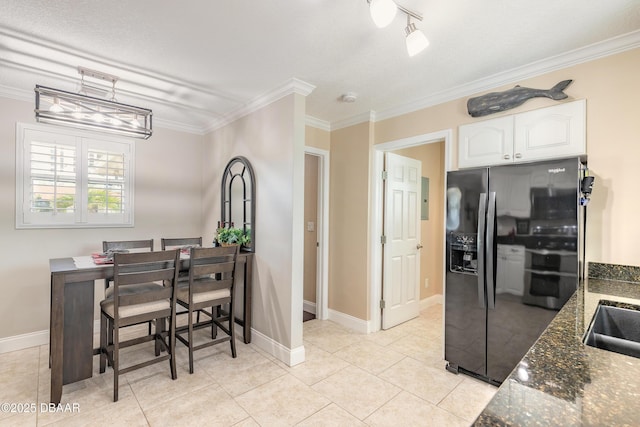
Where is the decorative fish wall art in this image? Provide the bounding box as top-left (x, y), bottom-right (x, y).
top-left (467, 79), bottom-right (573, 117)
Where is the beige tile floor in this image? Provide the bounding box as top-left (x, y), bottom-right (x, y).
top-left (0, 304), bottom-right (497, 426)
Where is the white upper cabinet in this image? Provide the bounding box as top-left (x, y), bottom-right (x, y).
top-left (458, 116), bottom-right (514, 168)
top-left (514, 99), bottom-right (586, 162)
top-left (458, 100), bottom-right (586, 169)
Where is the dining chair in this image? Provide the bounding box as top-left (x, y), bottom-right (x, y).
top-left (161, 237), bottom-right (205, 323)
top-left (99, 249), bottom-right (180, 402)
top-left (176, 245), bottom-right (239, 374)
top-left (102, 239), bottom-right (155, 290)
top-left (160, 236), bottom-right (202, 282)
top-left (103, 239), bottom-right (156, 334)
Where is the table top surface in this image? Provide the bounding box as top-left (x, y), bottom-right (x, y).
top-left (50, 250), bottom-right (252, 274)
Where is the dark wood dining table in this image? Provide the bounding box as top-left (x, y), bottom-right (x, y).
top-left (48, 250), bottom-right (253, 404)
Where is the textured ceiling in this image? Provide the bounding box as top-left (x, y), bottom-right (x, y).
top-left (0, 0), bottom-right (639, 133)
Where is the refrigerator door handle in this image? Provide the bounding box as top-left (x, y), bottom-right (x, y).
top-left (477, 193), bottom-right (487, 309)
top-left (486, 192), bottom-right (497, 309)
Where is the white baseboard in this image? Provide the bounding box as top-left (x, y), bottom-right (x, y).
top-left (0, 319), bottom-right (108, 354)
top-left (0, 322), bottom-right (310, 371)
top-left (420, 294), bottom-right (443, 311)
top-left (250, 328), bottom-right (306, 367)
top-left (303, 300), bottom-right (316, 315)
top-left (0, 305), bottom-right (399, 357)
top-left (0, 330), bottom-right (49, 354)
top-left (327, 308), bottom-right (370, 334)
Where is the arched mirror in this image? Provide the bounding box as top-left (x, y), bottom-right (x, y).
top-left (221, 156), bottom-right (255, 252)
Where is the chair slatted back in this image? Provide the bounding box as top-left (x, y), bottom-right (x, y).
top-left (161, 237), bottom-right (202, 250)
top-left (103, 239), bottom-right (154, 253)
top-left (188, 246), bottom-right (238, 300)
top-left (112, 250), bottom-right (180, 325)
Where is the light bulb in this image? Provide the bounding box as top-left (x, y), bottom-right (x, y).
top-left (129, 115), bottom-right (141, 128)
top-left (405, 23), bottom-right (429, 57)
top-left (370, 0), bottom-right (397, 28)
top-left (49, 97), bottom-right (65, 113)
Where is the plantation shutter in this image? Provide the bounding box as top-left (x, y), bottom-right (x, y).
top-left (17, 123), bottom-right (134, 228)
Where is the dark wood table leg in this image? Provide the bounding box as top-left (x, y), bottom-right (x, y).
top-left (50, 273), bottom-right (64, 404)
top-left (50, 274), bottom-right (95, 404)
top-left (63, 281), bottom-right (94, 385)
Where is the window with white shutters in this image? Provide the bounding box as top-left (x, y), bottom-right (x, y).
top-left (87, 148), bottom-right (126, 213)
top-left (16, 123), bottom-right (134, 228)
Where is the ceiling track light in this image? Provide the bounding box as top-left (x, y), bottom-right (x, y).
top-left (404, 15), bottom-right (429, 57)
top-left (367, 0), bottom-right (429, 57)
top-left (34, 66), bottom-right (152, 139)
top-left (369, 0), bottom-right (397, 28)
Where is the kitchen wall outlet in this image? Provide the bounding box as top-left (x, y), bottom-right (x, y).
top-left (424, 278), bottom-right (429, 289)
top-left (307, 221), bottom-right (315, 232)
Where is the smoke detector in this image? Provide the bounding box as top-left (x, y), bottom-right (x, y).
top-left (340, 92), bottom-right (358, 103)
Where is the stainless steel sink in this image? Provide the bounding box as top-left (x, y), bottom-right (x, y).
top-left (584, 302), bottom-right (640, 359)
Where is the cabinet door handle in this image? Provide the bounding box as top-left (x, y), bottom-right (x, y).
top-left (514, 153), bottom-right (522, 159)
top-left (503, 154), bottom-right (510, 160)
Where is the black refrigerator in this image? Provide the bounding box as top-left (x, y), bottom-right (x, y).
top-left (444, 157), bottom-right (587, 385)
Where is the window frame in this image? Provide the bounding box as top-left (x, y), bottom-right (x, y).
top-left (15, 122), bottom-right (135, 229)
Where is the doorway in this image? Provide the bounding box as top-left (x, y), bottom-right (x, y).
top-left (303, 153), bottom-right (319, 322)
top-left (381, 152), bottom-right (422, 329)
top-left (303, 147), bottom-right (329, 321)
top-left (370, 130), bottom-right (453, 332)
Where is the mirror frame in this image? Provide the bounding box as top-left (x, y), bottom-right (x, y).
top-left (220, 156), bottom-right (256, 252)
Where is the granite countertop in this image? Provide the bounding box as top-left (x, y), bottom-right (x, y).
top-left (473, 264), bottom-right (640, 426)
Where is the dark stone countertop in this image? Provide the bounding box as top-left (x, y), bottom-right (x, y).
top-left (473, 277), bottom-right (640, 426)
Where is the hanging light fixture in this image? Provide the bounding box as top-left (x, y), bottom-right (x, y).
top-left (405, 15), bottom-right (429, 57)
top-left (34, 67), bottom-right (152, 139)
top-left (369, 0), bottom-right (397, 28)
top-left (366, 0), bottom-right (429, 57)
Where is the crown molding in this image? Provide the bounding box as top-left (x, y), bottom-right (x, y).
top-left (305, 116), bottom-right (331, 131)
top-left (373, 29), bottom-right (640, 123)
top-left (331, 110), bottom-right (377, 131)
top-left (322, 30), bottom-right (640, 128)
top-left (0, 28), bottom-right (242, 104)
top-left (153, 117), bottom-right (205, 135)
top-left (289, 78), bottom-right (317, 96)
top-left (0, 78), bottom-right (313, 137)
top-left (204, 78), bottom-right (316, 133)
top-left (0, 84), bottom-right (32, 103)
top-left (2, 28), bottom-right (638, 136)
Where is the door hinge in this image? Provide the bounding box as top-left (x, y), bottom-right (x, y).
top-left (380, 235), bottom-right (387, 245)
top-left (380, 300), bottom-right (386, 309)
top-left (381, 170), bottom-right (388, 180)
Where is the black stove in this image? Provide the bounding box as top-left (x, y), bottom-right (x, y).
top-left (527, 236), bottom-right (577, 251)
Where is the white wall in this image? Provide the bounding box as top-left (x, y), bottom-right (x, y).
top-left (203, 93), bottom-right (306, 361)
top-left (0, 96), bottom-right (205, 342)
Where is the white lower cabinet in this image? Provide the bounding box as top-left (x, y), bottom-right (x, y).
top-left (496, 245), bottom-right (525, 296)
top-left (458, 100), bottom-right (586, 169)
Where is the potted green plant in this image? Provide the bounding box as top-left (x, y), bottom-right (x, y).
top-left (216, 227), bottom-right (251, 247)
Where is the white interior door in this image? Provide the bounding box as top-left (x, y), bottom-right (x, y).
top-left (382, 152), bottom-right (422, 329)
